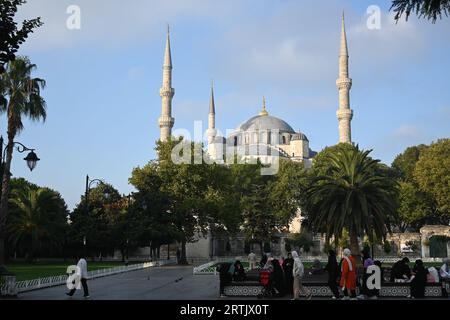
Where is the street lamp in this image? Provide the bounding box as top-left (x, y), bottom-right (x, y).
top-left (0, 136), bottom-right (40, 172)
top-left (83, 175), bottom-right (103, 257)
top-left (85, 174), bottom-right (103, 215)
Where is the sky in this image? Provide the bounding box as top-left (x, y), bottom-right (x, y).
top-left (5, 0), bottom-right (450, 210)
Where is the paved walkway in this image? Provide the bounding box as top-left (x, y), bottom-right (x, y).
top-left (19, 266), bottom-right (219, 300)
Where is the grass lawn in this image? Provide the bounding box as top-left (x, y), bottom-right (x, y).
top-left (6, 261), bottom-right (136, 281)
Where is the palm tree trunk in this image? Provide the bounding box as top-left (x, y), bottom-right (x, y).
top-left (179, 239), bottom-right (188, 265)
top-left (349, 229), bottom-right (361, 266)
top-left (0, 128), bottom-right (15, 265)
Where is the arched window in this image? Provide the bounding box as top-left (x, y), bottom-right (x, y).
top-left (268, 131), bottom-right (272, 144)
top-left (234, 136), bottom-right (238, 146)
top-left (282, 136), bottom-right (286, 144)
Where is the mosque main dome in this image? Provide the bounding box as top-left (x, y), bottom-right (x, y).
top-left (235, 114), bottom-right (295, 134)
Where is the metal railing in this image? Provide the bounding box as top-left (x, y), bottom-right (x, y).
top-left (1, 258), bottom-right (176, 294)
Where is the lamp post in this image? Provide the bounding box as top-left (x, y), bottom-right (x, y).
top-left (0, 136), bottom-right (40, 173)
top-left (85, 175), bottom-right (103, 215)
top-left (83, 175), bottom-right (103, 257)
top-left (0, 137), bottom-right (39, 295)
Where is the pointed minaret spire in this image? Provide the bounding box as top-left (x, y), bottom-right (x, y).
top-left (209, 81), bottom-right (215, 115)
top-left (340, 12), bottom-right (348, 59)
top-left (259, 96), bottom-right (268, 116)
top-left (164, 24), bottom-right (172, 68)
top-left (207, 81), bottom-right (217, 145)
top-left (159, 25), bottom-right (175, 142)
top-left (336, 12), bottom-right (353, 144)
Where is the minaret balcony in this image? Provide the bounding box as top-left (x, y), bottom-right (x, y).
top-left (160, 87), bottom-right (175, 97)
top-left (336, 109), bottom-right (353, 120)
top-left (336, 78), bottom-right (352, 90)
top-left (159, 116), bottom-right (175, 127)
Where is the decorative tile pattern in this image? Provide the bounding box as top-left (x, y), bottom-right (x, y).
top-left (223, 284), bottom-right (443, 298)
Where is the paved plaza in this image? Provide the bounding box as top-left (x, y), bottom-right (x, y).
top-left (19, 266), bottom-right (220, 300)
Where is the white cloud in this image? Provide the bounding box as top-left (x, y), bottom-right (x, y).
top-left (393, 124), bottom-right (422, 139)
top-left (16, 0), bottom-right (242, 51)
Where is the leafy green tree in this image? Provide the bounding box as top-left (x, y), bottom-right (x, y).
top-left (129, 161), bottom-right (178, 260)
top-left (391, 0), bottom-right (450, 23)
top-left (397, 181), bottom-right (435, 230)
top-left (414, 139), bottom-right (450, 223)
top-left (69, 182), bottom-right (122, 258)
top-left (8, 186), bottom-right (68, 261)
top-left (392, 144), bottom-right (428, 182)
top-left (0, 56), bottom-right (46, 265)
top-left (267, 159), bottom-right (308, 229)
top-left (304, 145), bottom-right (399, 261)
top-left (0, 0), bottom-right (43, 70)
top-left (155, 138), bottom-right (224, 264)
top-left (241, 182), bottom-right (278, 254)
top-left (288, 231), bottom-right (314, 253)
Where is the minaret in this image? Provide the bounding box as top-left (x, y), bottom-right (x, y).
top-left (336, 12), bottom-right (353, 144)
top-left (159, 25), bottom-right (175, 142)
top-left (259, 96), bottom-right (269, 116)
top-left (207, 82), bottom-right (217, 144)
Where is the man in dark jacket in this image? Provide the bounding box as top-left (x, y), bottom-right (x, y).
top-left (282, 252), bottom-right (294, 294)
top-left (217, 262), bottom-right (232, 298)
top-left (325, 250), bottom-right (340, 299)
top-left (390, 257), bottom-right (411, 282)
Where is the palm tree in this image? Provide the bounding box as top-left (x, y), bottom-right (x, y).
top-left (305, 145), bottom-right (398, 261)
top-left (8, 187), bottom-right (65, 261)
top-left (0, 57), bottom-right (46, 264)
top-left (391, 0), bottom-right (450, 23)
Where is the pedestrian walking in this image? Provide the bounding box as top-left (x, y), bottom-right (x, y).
top-left (66, 255), bottom-right (90, 299)
top-left (325, 249), bottom-right (340, 299)
top-left (340, 248), bottom-right (357, 300)
top-left (291, 251), bottom-right (312, 300)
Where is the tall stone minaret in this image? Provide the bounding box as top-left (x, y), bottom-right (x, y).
top-left (159, 25), bottom-right (175, 142)
top-left (207, 82), bottom-right (217, 144)
top-left (336, 13), bottom-right (353, 144)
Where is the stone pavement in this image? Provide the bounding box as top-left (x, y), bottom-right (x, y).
top-left (19, 266), bottom-right (220, 300)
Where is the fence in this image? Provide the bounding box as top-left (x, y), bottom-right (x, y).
top-left (1, 258), bottom-right (176, 295)
top-left (192, 255), bottom-right (446, 275)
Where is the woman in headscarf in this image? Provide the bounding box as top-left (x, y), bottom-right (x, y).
top-left (291, 251), bottom-right (312, 300)
top-left (282, 252), bottom-right (294, 294)
top-left (410, 259), bottom-right (428, 299)
top-left (359, 256), bottom-right (378, 299)
top-left (271, 258), bottom-right (286, 297)
top-left (260, 253), bottom-right (268, 268)
top-left (217, 262), bottom-right (232, 298)
top-left (233, 260), bottom-right (247, 282)
top-left (340, 248), bottom-right (357, 299)
top-left (325, 249), bottom-right (340, 299)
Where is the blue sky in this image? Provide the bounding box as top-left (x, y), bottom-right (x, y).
top-left (5, 0), bottom-right (450, 210)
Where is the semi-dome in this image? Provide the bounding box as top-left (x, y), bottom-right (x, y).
top-left (236, 115), bottom-right (295, 133)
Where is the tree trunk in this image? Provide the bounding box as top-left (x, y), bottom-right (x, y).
top-left (167, 243), bottom-right (170, 260)
top-left (0, 129), bottom-right (14, 266)
top-left (179, 239), bottom-right (188, 265)
top-left (349, 229), bottom-right (361, 266)
top-left (0, 236), bottom-right (5, 265)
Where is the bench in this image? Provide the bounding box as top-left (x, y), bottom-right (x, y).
top-left (223, 281), bottom-right (444, 298)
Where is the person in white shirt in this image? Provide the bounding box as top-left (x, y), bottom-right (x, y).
top-left (67, 255), bottom-right (90, 298)
top-left (440, 258), bottom-right (450, 280)
top-left (248, 252), bottom-right (257, 270)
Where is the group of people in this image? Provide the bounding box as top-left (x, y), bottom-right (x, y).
top-left (390, 257), bottom-right (450, 298)
top-left (220, 250), bottom-right (450, 300)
